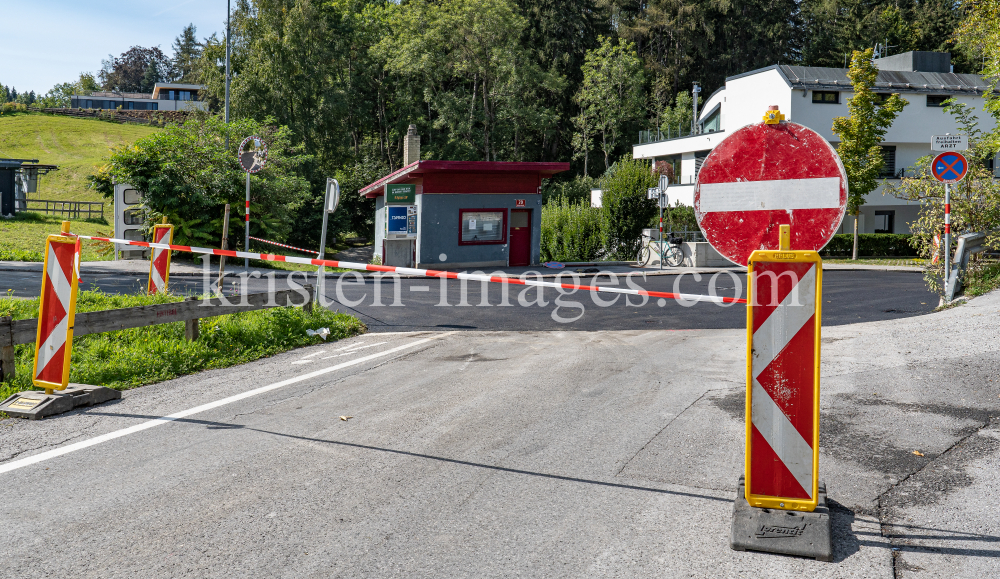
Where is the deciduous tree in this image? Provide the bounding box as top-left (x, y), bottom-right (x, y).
top-left (832, 48), bottom-right (908, 260)
top-left (574, 37), bottom-right (644, 171)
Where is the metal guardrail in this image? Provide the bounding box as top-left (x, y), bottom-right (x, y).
top-left (945, 232), bottom-right (991, 301)
top-left (0, 285), bottom-right (314, 381)
top-left (25, 199), bottom-right (104, 219)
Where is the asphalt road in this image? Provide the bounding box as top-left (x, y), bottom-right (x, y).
top-left (1, 290), bottom-right (998, 577)
top-left (1, 266), bottom-right (937, 331)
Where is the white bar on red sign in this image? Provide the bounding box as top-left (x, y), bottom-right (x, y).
top-left (698, 177), bottom-right (841, 213)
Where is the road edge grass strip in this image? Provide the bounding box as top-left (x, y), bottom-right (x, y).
top-left (0, 290), bottom-right (366, 402)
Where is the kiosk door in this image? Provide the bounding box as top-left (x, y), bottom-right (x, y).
top-left (509, 209), bottom-right (531, 266)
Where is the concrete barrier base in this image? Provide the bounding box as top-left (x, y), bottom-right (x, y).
top-left (730, 475), bottom-right (833, 562)
top-left (0, 384), bottom-right (121, 420)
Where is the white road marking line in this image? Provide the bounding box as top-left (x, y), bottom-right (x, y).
top-left (0, 334), bottom-right (448, 476)
top-left (699, 177), bottom-right (841, 213)
top-left (301, 351), bottom-right (326, 359)
top-left (320, 342), bottom-right (388, 359)
top-left (291, 360), bottom-right (312, 365)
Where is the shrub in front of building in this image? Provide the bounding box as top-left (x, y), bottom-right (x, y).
top-left (819, 233), bottom-right (916, 257)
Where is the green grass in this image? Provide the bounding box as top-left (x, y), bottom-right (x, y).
top-left (964, 262), bottom-right (1000, 297)
top-left (0, 212), bottom-right (114, 261)
top-left (822, 257), bottom-right (925, 266)
top-left (0, 112), bottom-right (157, 207)
top-left (0, 290), bottom-right (366, 402)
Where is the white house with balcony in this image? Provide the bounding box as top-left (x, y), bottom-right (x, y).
top-left (633, 51), bottom-right (999, 234)
top-left (70, 82), bottom-right (208, 112)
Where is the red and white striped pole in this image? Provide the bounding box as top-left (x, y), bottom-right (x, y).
top-left (245, 172), bottom-right (250, 271)
top-left (74, 234), bottom-right (747, 305)
top-left (33, 221), bottom-right (81, 394)
top-left (943, 183), bottom-right (951, 289)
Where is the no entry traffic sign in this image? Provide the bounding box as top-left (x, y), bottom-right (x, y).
top-left (931, 151), bottom-right (968, 183)
top-left (694, 122), bottom-right (848, 265)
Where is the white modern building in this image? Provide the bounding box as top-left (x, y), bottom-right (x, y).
top-left (633, 52), bottom-right (999, 234)
top-left (70, 82), bottom-right (208, 112)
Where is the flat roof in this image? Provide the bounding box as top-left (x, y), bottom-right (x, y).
top-left (151, 83), bottom-right (206, 98)
top-left (359, 160), bottom-right (569, 197)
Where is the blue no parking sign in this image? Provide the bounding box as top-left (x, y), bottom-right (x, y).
top-left (931, 151), bottom-right (968, 183)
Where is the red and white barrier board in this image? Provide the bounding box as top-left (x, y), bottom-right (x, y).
top-left (745, 250), bottom-right (821, 511)
top-left (148, 223), bottom-right (174, 295)
top-left (32, 230), bottom-right (81, 392)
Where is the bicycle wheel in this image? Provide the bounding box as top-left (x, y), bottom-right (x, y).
top-left (637, 246), bottom-right (651, 266)
top-left (664, 246), bottom-right (684, 267)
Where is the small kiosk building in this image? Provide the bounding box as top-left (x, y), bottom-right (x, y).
top-left (361, 160), bottom-right (568, 268)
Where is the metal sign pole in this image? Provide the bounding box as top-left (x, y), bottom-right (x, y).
top-left (659, 194), bottom-right (664, 270)
top-left (317, 179), bottom-right (339, 298)
top-left (944, 182), bottom-right (950, 292)
top-left (244, 171), bottom-right (250, 270)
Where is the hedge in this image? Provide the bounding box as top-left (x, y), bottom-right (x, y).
top-left (819, 233), bottom-right (917, 257)
top-left (540, 197), bottom-right (604, 262)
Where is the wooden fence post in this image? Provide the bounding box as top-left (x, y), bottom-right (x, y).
top-left (1, 316), bottom-right (15, 382)
top-left (304, 284), bottom-right (314, 314)
top-left (184, 298), bottom-right (200, 341)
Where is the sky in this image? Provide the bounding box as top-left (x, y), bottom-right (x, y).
top-left (0, 1), bottom-right (228, 94)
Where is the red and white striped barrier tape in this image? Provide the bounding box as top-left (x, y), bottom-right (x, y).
top-left (81, 234), bottom-right (747, 305)
top-left (249, 235), bottom-right (320, 255)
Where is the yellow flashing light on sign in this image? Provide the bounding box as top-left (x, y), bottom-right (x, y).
top-left (763, 106), bottom-right (785, 125)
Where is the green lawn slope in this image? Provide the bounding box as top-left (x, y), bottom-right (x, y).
top-left (0, 112), bottom-right (158, 208)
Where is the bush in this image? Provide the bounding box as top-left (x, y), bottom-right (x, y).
top-left (819, 233), bottom-right (917, 257)
top-left (541, 197), bottom-right (603, 262)
top-left (89, 115), bottom-right (312, 249)
top-left (600, 155), bottom-right (658, 260)
top-left (0, 102), bottom-right (27, 114)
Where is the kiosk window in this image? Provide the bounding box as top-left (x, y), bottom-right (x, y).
top-left (123, 208), bottom-right (144, 226)
top-left (460, 209), bottom-right (506, 244)
top-left (123, 189), bottom-right (141, 204)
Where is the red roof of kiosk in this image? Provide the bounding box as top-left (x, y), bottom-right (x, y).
top-left (359, 160), bottom-right (569, 198)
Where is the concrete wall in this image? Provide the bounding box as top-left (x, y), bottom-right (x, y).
top-left (416, 193), bottom-right (542, 268)
top-left (788, 91), bottom-right (996, 143)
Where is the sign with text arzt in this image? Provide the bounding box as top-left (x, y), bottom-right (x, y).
top-left (386, 183), bottom-right (416, 205)
top-left (931, 134), bottom-right (968, 152)
top-left (694, 121), bottom-right (848, 265)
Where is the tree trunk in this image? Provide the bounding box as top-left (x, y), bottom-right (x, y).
top-left (852, 211), bottom-right (859, 260)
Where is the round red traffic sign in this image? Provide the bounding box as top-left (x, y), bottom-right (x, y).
top-left (931, 151), bottom-right (968, 183)
top-left (694, 121), bottom-right (848, 265)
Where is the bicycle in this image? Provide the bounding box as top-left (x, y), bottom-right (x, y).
top-left (637, 233), bottom-right (685, 267)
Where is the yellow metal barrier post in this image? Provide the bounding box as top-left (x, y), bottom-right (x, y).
top-left (731, 224), bottom-right (832, 561)
top-left (0, 221), bottom-right (121, 419)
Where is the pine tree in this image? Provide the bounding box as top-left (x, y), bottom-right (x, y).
top-left (172, 24), bottom-right (202, 83)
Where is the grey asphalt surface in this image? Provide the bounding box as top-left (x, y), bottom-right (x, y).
top-left (1, 262), bottom-right (938, 330)
top-left (1, 287), bottom-right (998, 577)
